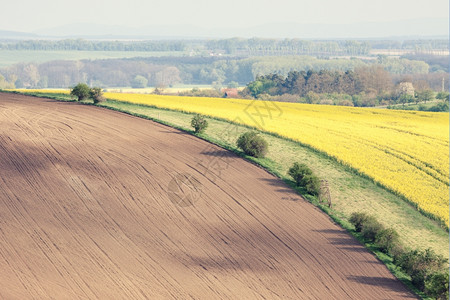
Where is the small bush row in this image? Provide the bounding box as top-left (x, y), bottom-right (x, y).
top-left (349, 212), bottom-right (448, 299)
top-left (395, 248), bottom-right (448, 295)
top-left (189, 116), bottom-right (450, 297)
top-left (349, 212), bottom-right (399, 253)
top-left (190, 115), bottom-right (269, 158)
top-left (190, 117), bottom-right (321, 198)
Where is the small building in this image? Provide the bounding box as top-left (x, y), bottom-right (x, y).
top-left (223, 88), bottom-right (238, 98)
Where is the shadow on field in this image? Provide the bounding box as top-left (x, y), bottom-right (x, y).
top-left (200, 149), bottom-right (235, 158)
top-left (336, 246), bottom-right (371, 253)
top-left (312, 229), bottom-right (343, 235)
top-left (161, 130), bottom-right (192, 135)
top-left (347, 276), bottom-right (418, 298)
top-left (0, 142), bottom-right (51, 175)
top-left (312, 229), bottom-right (366, 251)
top-left (175, 224), bottom-right (309, 273)
top-left (258, 177), bottom-right (294, 194)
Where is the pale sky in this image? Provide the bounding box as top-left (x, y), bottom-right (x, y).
top-left (1, 0), bottom-right (448, 32)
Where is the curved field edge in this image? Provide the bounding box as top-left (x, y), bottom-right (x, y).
top-left (2, 92), bottom-right (424, 298)
top-left (4, 91), bottom-right (445, 298)
top-left (9, 90), bottom-right (447, 227)
top-left (6, 91), bottom-right (447, 253)
top-left (103, 97), bottom-right (448, 228)
top-left (95, 100), bottom-right (448, 299)
top-left (99, 100), bottom-right (449, 247)
top-left (101, 93), bottom-right (449, 228)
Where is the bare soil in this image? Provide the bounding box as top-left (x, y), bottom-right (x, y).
top-left (0, 93), bottom-right (416, 299)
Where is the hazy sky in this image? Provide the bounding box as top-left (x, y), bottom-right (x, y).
top-left (1, 0), bottom-right (448, 32)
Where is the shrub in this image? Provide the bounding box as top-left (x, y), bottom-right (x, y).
top-left (190, 114), bottom-right (208, 134)
top-left (305, 91), bottom-right (320, 104)
top-left (288, 163), bottom-right (312, 186)
top-left (319, 99), bottom-right (333, 105)
top-left (90, 87), bottom-right (105, 104)
top-left (389, 243), bottom-right (405, 262)
top-left (349, 212), bottom-right (370, 232)
top-left (339, 99), bottom-right (354, 107)
top-left (436, 91), bottom-right (449, 102)
top-left (395, 250), bottom-right (424, 288)
top-left (360, 217), bottom-right (384, 242)
top-left (428, 102), bottom-right (449, 112)
top-left (349, 212), bottom-right (448, 298)
top-left (236, 131), bottom-right (268, 158)
top-left (302, 174), bottom-right (321, 196)
top-left (395, 249), bottom-right (447, 291)
top-left (375, 227), bottom-right (400, 254)
top-left (349, 212), bottom-right (384, 242)
top-left (425, 272), bottom-right (449, 300)
top-left (70, 83), bottom-right (91, 101)
top-left (288, 162), bottom-right (320, 196)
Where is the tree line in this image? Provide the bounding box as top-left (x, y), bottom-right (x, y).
top-left (0, 39), bottom-right (187, 52)
top-left (1, 54), bottom-right (442, 90)
top-left (243, 67), bottom-right (390, 98)
top-left (1, 38), bottom-right (447, 56)
top-left (370, 39), bottom-right (449, 50)
top-left (241, 68), bottom-right (449, 108)
top-left (205, 38), bottom-right (372, 56)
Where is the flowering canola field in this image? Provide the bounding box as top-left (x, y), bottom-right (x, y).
top-left (89, 93), bottom-right (450, 226)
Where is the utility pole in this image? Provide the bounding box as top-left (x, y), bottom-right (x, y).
top-left (442, 77), bottom-right (445, 92)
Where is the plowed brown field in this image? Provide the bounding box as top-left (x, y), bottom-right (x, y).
top-left (0, 93), bottom-right (416, 299)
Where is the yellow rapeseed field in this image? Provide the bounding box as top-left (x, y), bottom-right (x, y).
top-left (105, 92), bottom-right (450, 226)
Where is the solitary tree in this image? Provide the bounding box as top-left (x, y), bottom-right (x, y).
top-left (236, 131), bottom-right (268, 158)
top-left (190, 114), bottom-right (208, 134)
top-left (70, 83), bottom-right (91, 101)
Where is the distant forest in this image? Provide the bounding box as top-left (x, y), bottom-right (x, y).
top-left (239, 68), bottom-right (448, 108)
top-left (0, 38), bottom-right (448, 55)
top-left (0, 55), bottom-right (446, 89)
top-left (0, 38), bottom-right (448, 96)
top-left (0, 39), bottom-right (187, 52)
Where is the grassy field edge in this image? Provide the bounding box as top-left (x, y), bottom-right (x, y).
top-left (106, 98), bottom-right (449, 229)
top-left (93, 99), bottom-right (438, 299)
top-left (5, 91), bottom-right (448, 230)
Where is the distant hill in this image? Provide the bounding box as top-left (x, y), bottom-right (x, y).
top-left (0, 30), bottom-right (38, 39)
top-left (1, 18), bottom-right (448, 40)
top-left (31, 18), bottom-right (448, 40)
